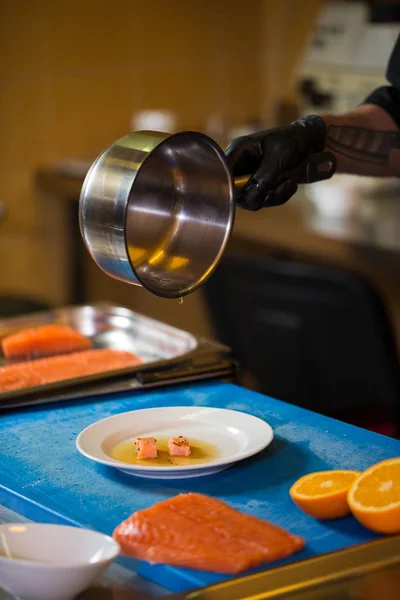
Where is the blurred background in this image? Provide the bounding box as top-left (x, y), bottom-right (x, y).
top-left (1, 0), bottom-right (400, 433)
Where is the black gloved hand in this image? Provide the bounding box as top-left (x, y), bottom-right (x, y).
top-left (225, 115), bottom-right (329, 211)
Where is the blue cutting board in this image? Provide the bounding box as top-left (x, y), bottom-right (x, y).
top-left (1, 381), bottom-right (399, 593)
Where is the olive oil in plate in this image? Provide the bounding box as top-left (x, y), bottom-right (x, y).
top-left (109, 437), bottom-right (221, 467)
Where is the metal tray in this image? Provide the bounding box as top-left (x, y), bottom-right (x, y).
top-left (0, 304), bottom-right (232, 406)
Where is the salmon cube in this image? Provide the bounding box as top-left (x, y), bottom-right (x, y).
top-left (168, 436), bottom-right (191, 457)
top-left (135, 437), bottom-right (157, 459)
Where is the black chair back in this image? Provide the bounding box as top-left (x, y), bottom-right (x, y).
top-left (205, 255), bottom-right (400, 427)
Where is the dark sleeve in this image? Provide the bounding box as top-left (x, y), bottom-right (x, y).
top-left (362, 34), bottom-right (400, 129)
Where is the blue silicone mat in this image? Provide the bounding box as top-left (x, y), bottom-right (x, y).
top-left (1, 381), bottom-right (399, 593)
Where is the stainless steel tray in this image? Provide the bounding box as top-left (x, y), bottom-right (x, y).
top-left (0, 304), bottom-right (234, 407)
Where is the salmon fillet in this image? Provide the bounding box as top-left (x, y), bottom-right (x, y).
top-left (113, 493), bottom-right (304, 574)
top-left (2, 324), bottom-right (92, 360)
top-left (0, 348), bottom-right (141, 392)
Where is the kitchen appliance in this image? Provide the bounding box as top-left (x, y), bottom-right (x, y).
top-left (297, 2), bottom-right (399, 116)
top-left (295, 2), bottom-right (400, 220)
top-left (79, 131), bottom-right (335, 299)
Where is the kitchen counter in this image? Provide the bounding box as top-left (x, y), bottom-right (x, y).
top-left (1, 381), bottom-right (400, 594)
top-left (236, 191), bottom-right (400, 257)
top-left (2, 506), bottom-right (400, 600)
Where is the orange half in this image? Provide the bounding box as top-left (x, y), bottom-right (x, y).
top-left (290, 470), bottom-right (360, 520)
top-left (348, 457), bottom-right (400, 534)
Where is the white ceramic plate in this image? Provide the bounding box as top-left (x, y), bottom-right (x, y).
top-left (76, 406), bottom-right (273, 479)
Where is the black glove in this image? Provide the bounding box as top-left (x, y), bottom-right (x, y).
top-left (226, 115), bottom-right (335, 211)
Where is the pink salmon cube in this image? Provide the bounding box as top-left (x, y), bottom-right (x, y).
top-left (168, 436), bottom-right (191, 457)
top-left (135, 437), bottom-right (157, 459)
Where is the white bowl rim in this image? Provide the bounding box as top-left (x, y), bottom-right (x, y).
top-left (0, 523), bottom-right (120, 569)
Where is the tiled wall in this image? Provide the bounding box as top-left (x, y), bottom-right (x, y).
top-left (0, 0), bottom-right (319, 311)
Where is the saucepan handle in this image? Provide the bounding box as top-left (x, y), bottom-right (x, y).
top-left (234, 150), bottom-right (336, 190)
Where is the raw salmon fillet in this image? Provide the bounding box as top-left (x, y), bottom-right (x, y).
top-left (0, 348), bottom-right (141, 392)
top-left (113, 493), bottom-right (304, 574)
top-left (2, 324), bottom-right (92, 360)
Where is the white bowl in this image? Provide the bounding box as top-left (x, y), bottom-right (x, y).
top-left (0, 523), bottom-right (120, 600)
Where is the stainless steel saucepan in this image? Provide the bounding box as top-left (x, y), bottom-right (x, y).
top-left (79, 131), bottom-right (335, 299)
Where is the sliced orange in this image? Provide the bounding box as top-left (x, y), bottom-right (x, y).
top-left (348, 457), bottom-right (400, 534)
top-left (290, 470), bottom-right (361, 520)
